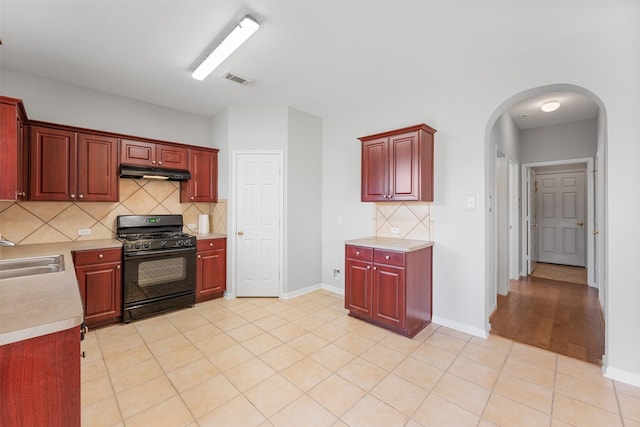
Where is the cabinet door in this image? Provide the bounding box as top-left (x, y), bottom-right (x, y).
top-left (0, 326), bottom-right (80, 427)
top-left (388, 130), bottom-right (420, 201)
top-left (345, 258), bottom-right (372, 316)
top-left (361, 137), bottom-right (388, 202)
top-left (372, 263), bottom-right (406, 328)
top-left (0, 99), bottom-right (27, 201)
top-left (156, 144), bottom-right (188, 170)
top-left (180, 148), bottom-right (218, 202)
top-left (196, 238), bottom-right (226, 302)
top-left (77, 133), bottom-right (118, 202)
top-left (76, 261), bottom-right (122, 327)
top-left (120, 139), bottom-right (155, 167)
top-left (30, 126), bottom-right (77, 201)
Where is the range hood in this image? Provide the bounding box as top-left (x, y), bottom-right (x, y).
top-left (119, 164), bottom-right (191, 181)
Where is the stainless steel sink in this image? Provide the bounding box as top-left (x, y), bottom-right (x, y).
top-left (0, 255), bottom-right (65, 279)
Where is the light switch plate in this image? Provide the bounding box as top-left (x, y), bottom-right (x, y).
top-left (77, 228), bottom-right (91, 236)
top-left (391, 227), bottom-right (400, 234)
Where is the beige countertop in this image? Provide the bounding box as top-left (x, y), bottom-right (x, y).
top-left (345, 236), bottom-right (434, 252)
top-left (0, 239), bottom-right (122, 346)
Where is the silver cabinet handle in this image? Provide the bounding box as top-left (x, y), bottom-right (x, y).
top-left (356, 251), bottom-right (360, 255)
top-left (70, 194), bottom-right (76, 199)
top-left (158, 161), bottom-right (163, 165)
top-left (78, 194), bottom-right (84, 199)
top-left (366, 265), bottom-right (371, 269)
top-left (98, 254), bottom-right (104, 259)
top-left (385, 255), bottom-right (390, 260)
top-left (237, 231), bottom-right (244, 236)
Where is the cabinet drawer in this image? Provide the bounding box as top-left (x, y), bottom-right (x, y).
top-left (197, 238), bottom-right (226, 251)
top-left (346, 245), bottom-right (373, 261)
top-left (374, 249), bottom-right (404, 266)
top-left (73, 248), bottom-right (122, 266)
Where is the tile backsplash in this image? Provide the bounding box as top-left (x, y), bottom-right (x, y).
top-left (375, 202), bottom-right (433, 241)
top-left (0, 179), bottom-right (227, 245)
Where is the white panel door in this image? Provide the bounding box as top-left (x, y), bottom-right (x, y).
top-left (236, 153), bottom-right (282, 297)
top-left (536, 171), bottom-right (586, 267)
top-left (527, 169), bottom-right (537, 275)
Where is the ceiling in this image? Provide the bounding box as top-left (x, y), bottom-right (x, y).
top-left (0, 1), bottom-right (601, 125)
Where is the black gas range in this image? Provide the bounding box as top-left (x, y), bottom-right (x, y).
top-left (117, 215), bottom-right (197, 322)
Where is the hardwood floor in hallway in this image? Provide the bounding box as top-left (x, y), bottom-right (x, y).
top-left (489, 264), bottom-right (605, 365)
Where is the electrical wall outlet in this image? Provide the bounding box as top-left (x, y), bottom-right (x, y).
top-left (187, 224), bottom-right (197, 230)
top-left (332, 268), bottom-right (341, 280)
top-left (77, 228), bottom-right (91, 236)
top-left (391, 227), bottom-right (400, 234)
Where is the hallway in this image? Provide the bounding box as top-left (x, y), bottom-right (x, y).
top-left (489, 264), bottom-right (604, 365)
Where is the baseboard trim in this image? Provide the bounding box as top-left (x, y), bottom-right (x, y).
top-left (603, 365), bottom-right (640, 388)
top-left (432, 315), bottom-right (489, 339)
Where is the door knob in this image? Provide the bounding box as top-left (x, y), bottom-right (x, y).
top-left (577, 221), bottom-right (584, 227)
top-left (593, 230), bottom-right (599, 235)
top-left (237, 231), bottom-right (244, 236)
top-left (532, 223), bottom-right (538, 227)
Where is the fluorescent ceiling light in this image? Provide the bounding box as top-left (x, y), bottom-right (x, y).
top-left (192, 16), bottom-right (260, 81)
top-left (541, 100), bottom-right (560, 112)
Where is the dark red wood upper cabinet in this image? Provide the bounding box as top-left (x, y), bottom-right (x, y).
top-left (359, 123), bottom-right (436, 202)
top-left (0, 97), bottom-right (28, 201)
top-left (30, 126), bottom-right (77, 201)
top-left (180, 147), bottom-right (219, 203)
top-left (120, 139), bottom-right (188, 170)
top-left (30, 126), bottom-right (118, 202)
top-left (77, 133), bottom-right (119, 202)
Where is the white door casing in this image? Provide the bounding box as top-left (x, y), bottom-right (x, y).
top-left (527, 169), bottom-right (537, 275)
top-left (508, 159), bottom-right (519, 280)
top-left (234, 152), bottom-right (283, 297)
top-left (495, 150), bottom-right (508, 295)
top-left (536, 170), bottom-right (586, 267)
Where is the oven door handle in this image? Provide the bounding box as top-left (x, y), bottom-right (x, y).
top-left (123, 247), bottom-right (196, 258)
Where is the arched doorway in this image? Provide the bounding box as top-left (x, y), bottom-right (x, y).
top-left (484, 84), bottom-right (607, 363)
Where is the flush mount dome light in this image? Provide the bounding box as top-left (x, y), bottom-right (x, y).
top-left (541, 100), bottom-right (561, 112)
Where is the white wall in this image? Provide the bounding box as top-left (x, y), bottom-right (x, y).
top-left (286, 108), bottom-right (322, 293)
top-left (520, 119), bottom-right (597, 163)
top-left (321, 3), bottom-right (640, 383)
top-left (0, 69), bottom-right (211, 146)
top-left (210, 109), bottom-right (229, 200)
top-left (224, 106), bottom-right (323, 297)
top-left (492, 112), bottom-right (521, 161)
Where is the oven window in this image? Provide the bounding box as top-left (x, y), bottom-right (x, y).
top-left (138, 257), bottom-right (186, 287)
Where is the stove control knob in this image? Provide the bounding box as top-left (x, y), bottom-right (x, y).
top-left (143, 242), bottom-right (151, 249)
top-left (134, 244), bottom-right (141, 250)
top-left (160, 241), bottom-right (167, 248)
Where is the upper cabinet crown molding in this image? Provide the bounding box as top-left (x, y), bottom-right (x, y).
top-left (358, 123), bottom-right (436, 202)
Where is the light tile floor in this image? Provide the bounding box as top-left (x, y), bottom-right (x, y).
top-left (81, 290), bottom-right (640, 427)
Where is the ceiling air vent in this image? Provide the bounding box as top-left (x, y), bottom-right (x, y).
top-left (223, 72), bottom-right (253, 86)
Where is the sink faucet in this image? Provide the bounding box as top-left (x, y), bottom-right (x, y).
top-left (0, 238), bottom-right (15, 247)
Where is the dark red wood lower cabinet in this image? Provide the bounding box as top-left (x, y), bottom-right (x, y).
top-left (345, 244), bottom-right (432, 337)
top-left (0, 327), bottom-right (81, 427)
